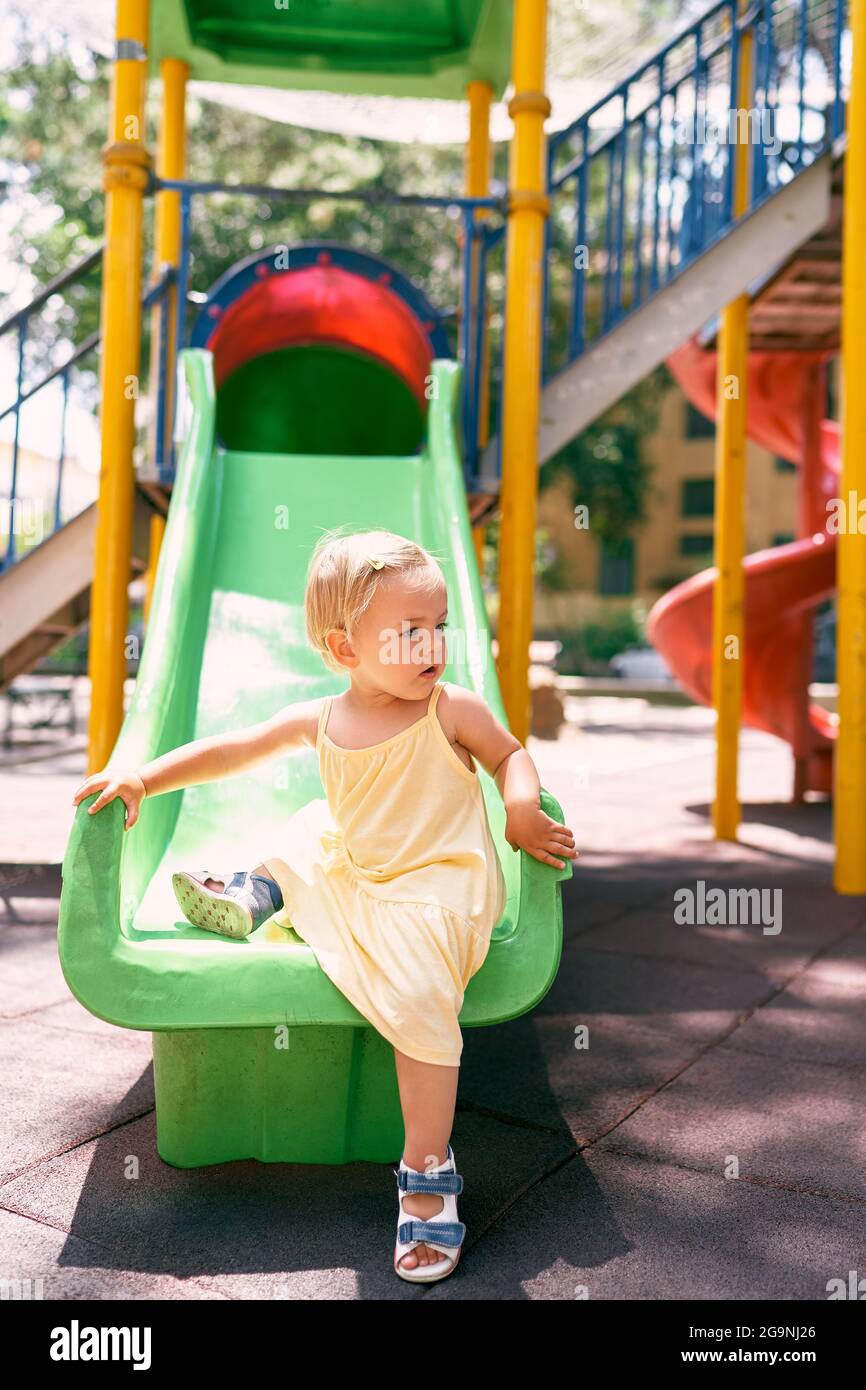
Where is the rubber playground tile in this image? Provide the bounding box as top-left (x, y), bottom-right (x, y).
top-left (0, 1207), bottom-right (223, 1301)
top-left (720, 970), bottom-right (866, 1068)
top-left (12, 996), bottom-right (146, 1039)
top-left (557, 866), bottom-right (671, 937)
top-left (0, 924), bottom-right (73, 1016)
top-left (574, 905), bottom-right (851, 982)
top-left (459, 1011), bottom-right (712, 1143)
top-left (592, 1045), bottom-right (866, 1201)
top-left (0, 1108), bottom-right (574, 1300)
top-left (535, 941), bottom-right (777, 1042)
top-left (559, 853), bottom-right (837, 941)
top-left (0, 767), bottom-right (82, 865)
top-left (0, 1016), bottom-right (153, 1184)
top-left (800, 924), bottom-right (866, 984)
top-left (427, 1146), bottom-right (862, 1301)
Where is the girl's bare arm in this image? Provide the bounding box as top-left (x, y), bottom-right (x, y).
top-left (72, 699), bottom-right (321, 827)
top-left (135, 699), bottom-right (320, 797)
top-left (441, 684), bottom-right (579, 871)
top-left (139, 700), bottom-right (318, 800)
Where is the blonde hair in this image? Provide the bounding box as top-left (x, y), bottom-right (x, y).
top-left (305, 527), bottom-right (446, 676)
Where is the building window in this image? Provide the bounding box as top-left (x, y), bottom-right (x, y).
top-left (774, 454), bottom-right (797, 472)
top-left (685, 402), bottom-right (715, 438)
top-left (681, 478), bottom-right (715, 517)
top-left (598, 536), bottom-right (635, 595)
top-left (679, 533), bottom-right (714, 556)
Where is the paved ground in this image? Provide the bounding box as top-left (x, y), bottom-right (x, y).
top-left (1, 684), bottom-right (864, 1300)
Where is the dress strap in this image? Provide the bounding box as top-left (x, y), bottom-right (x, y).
top-left (427, 682), bottom-right (445, 721)
top-left (316, 696), bottom-right (333, 750)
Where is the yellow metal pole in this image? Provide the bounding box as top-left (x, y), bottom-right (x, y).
top-left (711, 9), bottom-right (753, 839)
top-left (87, 0), bottom-right (151, 773)
top-left (466, 79), bottom-right (493, 574)
top-left (143, 512), bottom-right (165, 625)
top-left (145, 55), bottom-right (188, 609)
top-left (466, 80), bottom-right (493, 448)
top-left (497, 0), bottom-right (550, 742)
top-left (834, 0), bottom-right (866, 892)
top-left (471, 523), bottom-right (485, 579)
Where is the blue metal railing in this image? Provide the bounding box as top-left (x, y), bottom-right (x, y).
top-left (0, 250), bottom-right (101, 571)
top-left (543, 0), bottom-right (848, 383)
top-left (0, 249), bottom-right (177, 570)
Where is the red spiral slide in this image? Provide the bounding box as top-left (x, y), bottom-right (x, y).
top-left (646, 338), bottom-right (839, 794)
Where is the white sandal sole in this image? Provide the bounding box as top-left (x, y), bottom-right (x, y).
top-left (171, 872), bottom-right (254, 939)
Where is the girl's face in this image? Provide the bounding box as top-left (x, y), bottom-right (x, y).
top-left (336, 569), bottom-right (449, 700)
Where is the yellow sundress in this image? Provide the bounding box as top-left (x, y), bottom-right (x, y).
top-left (263, 680), bottom-right (507, 1067)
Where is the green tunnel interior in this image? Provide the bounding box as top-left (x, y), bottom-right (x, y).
top-left (215, 344), bottom-right (427, 456)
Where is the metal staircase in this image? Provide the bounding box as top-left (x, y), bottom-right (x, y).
top-left (483, 0), bottom-right (848, 476)
top-left (0, 249), bottom-right (170, 692)
top-left (0, 490), bottom-right (158, 690)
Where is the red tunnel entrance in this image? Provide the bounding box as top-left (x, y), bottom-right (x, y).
top-left (201, 260), bottom-right (439, 456)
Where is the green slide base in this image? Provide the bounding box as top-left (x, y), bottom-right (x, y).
top-left (152, 1026), bottom-right (404, 1167)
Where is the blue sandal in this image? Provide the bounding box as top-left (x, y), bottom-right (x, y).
top-left (393, 1144), bottom-right (465, 1282)
top-left (172, 869), bottom-right (283, 939)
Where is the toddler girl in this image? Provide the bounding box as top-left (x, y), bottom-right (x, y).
top-left (72, 527), bottom-right (578, 1283)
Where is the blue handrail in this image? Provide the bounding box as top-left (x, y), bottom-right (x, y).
top-left (0, 249), bottom-right (177, 570)
top-left (543, 0), bottom-right (848, 384)
top-left (0, 250), bottom-right (102, 571)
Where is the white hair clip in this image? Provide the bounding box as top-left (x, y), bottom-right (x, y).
top-left (368, 554), bottom-right (385, 570)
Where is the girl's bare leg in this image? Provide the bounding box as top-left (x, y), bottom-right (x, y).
top-left (200, 869), bottom-right (458, 1273)
top-left (393, 1049), bottom-right (459, 1272)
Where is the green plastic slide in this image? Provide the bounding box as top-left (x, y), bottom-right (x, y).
top-left (58, 349), bottom-right (571, 1166)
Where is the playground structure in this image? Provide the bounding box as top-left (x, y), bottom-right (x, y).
top-left (0, 0), bottom-right (865, 1150)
